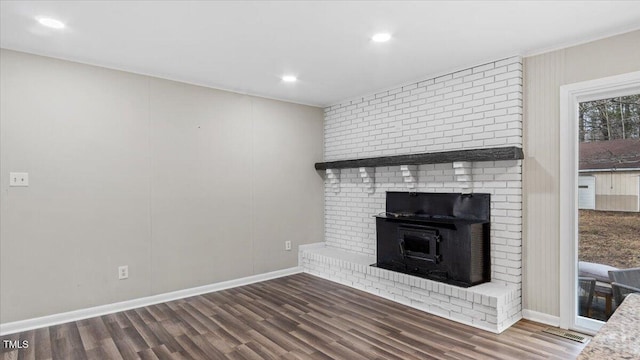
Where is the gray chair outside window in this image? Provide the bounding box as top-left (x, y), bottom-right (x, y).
top-left (579, 261), bottom-right (618, 316)
top-left (578, 276), bottom-right (596, 317)
top-left (608, 267), bottom-right (640, 308)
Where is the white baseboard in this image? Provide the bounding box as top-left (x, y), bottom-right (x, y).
top-left (0, 266), bottom-right (302, 336)
top-left (522, 309), bottom-right (560, 327)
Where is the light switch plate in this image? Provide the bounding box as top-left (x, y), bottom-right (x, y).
top-left (9, 172), bottom-right (29, 187)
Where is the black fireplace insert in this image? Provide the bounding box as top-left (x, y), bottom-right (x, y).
top-left (374, 192), bottom-right (490, 287)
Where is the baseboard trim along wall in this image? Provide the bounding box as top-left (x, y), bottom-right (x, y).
top-left (0, 267), bottom-right (302, 336)
top-left (522, 309), bottom-right (560, 327)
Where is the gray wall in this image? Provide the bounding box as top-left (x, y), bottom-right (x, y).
top-left (523, 30), bottom-right (640, 317)
top-left (0, 49), bottom-right (324, 323)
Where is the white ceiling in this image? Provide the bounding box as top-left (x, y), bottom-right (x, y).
top-left (2, 1), bottom-right (640, 107)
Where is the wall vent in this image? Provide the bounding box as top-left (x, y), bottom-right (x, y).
top-left (542, 327), bottom-right (590, 343)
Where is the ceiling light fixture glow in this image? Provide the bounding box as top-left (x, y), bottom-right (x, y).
top-left (282, 75), bottom-right (297, 82)
top-left (372, 33), bottom-right (392, 42)
top-left (37, 17), bottom-right (65, 29)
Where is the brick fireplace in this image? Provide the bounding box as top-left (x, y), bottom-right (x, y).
top-left (300, 57), bottom-right (523, 333)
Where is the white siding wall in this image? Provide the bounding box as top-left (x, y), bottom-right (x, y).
top-left (523, 30), bottom-right (640, 317)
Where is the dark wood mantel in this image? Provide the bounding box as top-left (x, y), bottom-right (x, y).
top-left (314, 146), bottom-right (524, 170)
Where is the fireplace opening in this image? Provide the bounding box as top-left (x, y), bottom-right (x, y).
top-left (398, 225), bottom-right (441, 264)
top-left (374, 192), bottom-right (491, 287)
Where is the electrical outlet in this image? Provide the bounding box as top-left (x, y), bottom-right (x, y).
top-left (285, 241), bottom-right (292, 251)
top-left (9, 172), bottom-right (29, 187)
top-left (118, 265), bottom-right (129, 280)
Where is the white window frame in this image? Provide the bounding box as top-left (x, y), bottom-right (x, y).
top-left (559, 70), bottom-right (640, 335)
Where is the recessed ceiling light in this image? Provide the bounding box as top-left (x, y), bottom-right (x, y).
top-left (372, 33), bottom-right (392, 42)
top-left (37, 17), bottom-right (65, 29)
top-left (282, 75), bottom-right (297, 82)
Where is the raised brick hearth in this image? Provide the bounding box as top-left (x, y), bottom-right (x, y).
top-left (300, 244), bottom-right (520, 333)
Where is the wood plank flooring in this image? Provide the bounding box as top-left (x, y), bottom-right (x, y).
top-left (1, 273), bottom-right (587, 359)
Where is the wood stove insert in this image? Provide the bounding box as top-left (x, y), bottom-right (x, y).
top-left (374, 192), bottom-right (491, 287)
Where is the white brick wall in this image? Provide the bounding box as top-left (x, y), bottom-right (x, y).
top-left (324, 57), bottom-right (523, 161)
top-left (316, 56), bottom-right (523, 333)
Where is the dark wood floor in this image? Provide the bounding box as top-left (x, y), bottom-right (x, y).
top-left (1, 273), bottom-right (587, 360)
